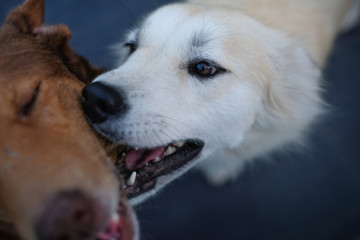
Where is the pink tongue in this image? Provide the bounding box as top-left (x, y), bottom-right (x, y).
top-left (125, 146), bottom-right (167, 171)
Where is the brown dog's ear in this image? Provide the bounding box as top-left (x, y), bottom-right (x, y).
top-left (5, 0), bottom-right (44, 33)
top-left (34, 24), bottom-right (72, 48)
top-left (34, 24), bottom-right (107, 84)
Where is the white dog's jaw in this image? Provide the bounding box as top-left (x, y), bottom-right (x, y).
top-left (85, 2), bottom-right (324, 201)
top-left (128, 148), bottom-right (210, 205)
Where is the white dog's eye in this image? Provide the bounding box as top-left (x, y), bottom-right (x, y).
top-left (124, 42), bottom-right (137, 55)
top-left (189, 60), bottom-right (225, 79)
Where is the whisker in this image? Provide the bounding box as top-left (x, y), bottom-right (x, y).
top-left (152, 129), bottom-right (166, 146)
top-left (136, 131), bottom-right (140, 145)
top-left (153, 121), bottom-right (184, 141)
top-left (158, 128), bottom-right (175, 144)
top-left (153, 114), bottom-right (189, 128)
top-left (145, 129), bottom-right (155, 147)
top-left (207, 32), bottom-right (245, 43)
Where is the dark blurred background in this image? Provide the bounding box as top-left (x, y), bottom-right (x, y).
top-left (1, 1), bottom-right (360, 239)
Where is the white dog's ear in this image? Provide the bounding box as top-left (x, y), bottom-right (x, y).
top-left (258, 41), bottom-right (324, 130)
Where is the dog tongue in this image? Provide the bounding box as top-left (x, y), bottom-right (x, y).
top-left (125, 146), bottom-right (167, 171)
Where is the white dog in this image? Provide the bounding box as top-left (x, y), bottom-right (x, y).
top-left (82, 0), bottom-right (353, 204)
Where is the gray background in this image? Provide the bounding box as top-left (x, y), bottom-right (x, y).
top-left (1, 1), bottom-right (360, 240)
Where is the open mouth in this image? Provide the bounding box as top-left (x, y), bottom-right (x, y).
top-left (114, 139), bottom-right (204, 198)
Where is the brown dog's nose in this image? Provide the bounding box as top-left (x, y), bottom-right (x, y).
top-left (82, 82), bottom-right (128, 124)
top-left (35, 190), bottom-right (107, 240)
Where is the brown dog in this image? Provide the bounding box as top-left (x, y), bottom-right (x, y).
top-left (0, 0), bottom-right (138, 240)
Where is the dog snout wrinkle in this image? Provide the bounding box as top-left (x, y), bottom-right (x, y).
top-left (82, 82), bottom-right (128, 123)
top-left (35, 190), bottom-right (107, 240)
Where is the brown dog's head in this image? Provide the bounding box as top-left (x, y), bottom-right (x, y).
top-left (0, 0), bottom-right (137, 240)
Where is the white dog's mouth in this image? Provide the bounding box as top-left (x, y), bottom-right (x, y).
top-left (115, 139), bottom-right (204, 198)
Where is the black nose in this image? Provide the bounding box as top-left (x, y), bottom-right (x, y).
top-left (35, 190), bottom-right (107, 240)
top-left (82, 82), bottom-right (127, 123)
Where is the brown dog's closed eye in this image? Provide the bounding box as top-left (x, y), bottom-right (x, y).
top-left (19, 82), bottom-right (40, 117)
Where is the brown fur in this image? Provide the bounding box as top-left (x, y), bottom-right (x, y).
top-left (0, 1), bottom-right (135, 239)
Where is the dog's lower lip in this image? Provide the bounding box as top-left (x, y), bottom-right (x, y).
top-left (117, 140), bottom-right (204, 198)
top-left (126, 179), bottom-right (157, 199)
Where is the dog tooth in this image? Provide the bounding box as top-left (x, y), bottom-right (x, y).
top-left (173, 140), bottom-right (185, 147)
top-left (164, 146), bottom-right (176, 156)
top-left (154, 157), bottom-right (161, 162)
top-left (127, 172), bottom-right (137, 186)
top-left (120, 153), bottom-right (126, 162)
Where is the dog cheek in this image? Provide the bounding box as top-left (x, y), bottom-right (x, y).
top-left (203, 95), bottom-right (257, 148)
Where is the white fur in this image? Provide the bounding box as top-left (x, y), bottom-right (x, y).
top-left (342, 0), bottom-right (360, 31)
top-left (91, 0), bottom-right (351, 204)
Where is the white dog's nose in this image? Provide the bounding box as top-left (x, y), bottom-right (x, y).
top-left (82, 82), bottom-right (128, 123)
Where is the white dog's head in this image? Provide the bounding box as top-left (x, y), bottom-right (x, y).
top-left (83, 4), bottom-right (322, 204)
